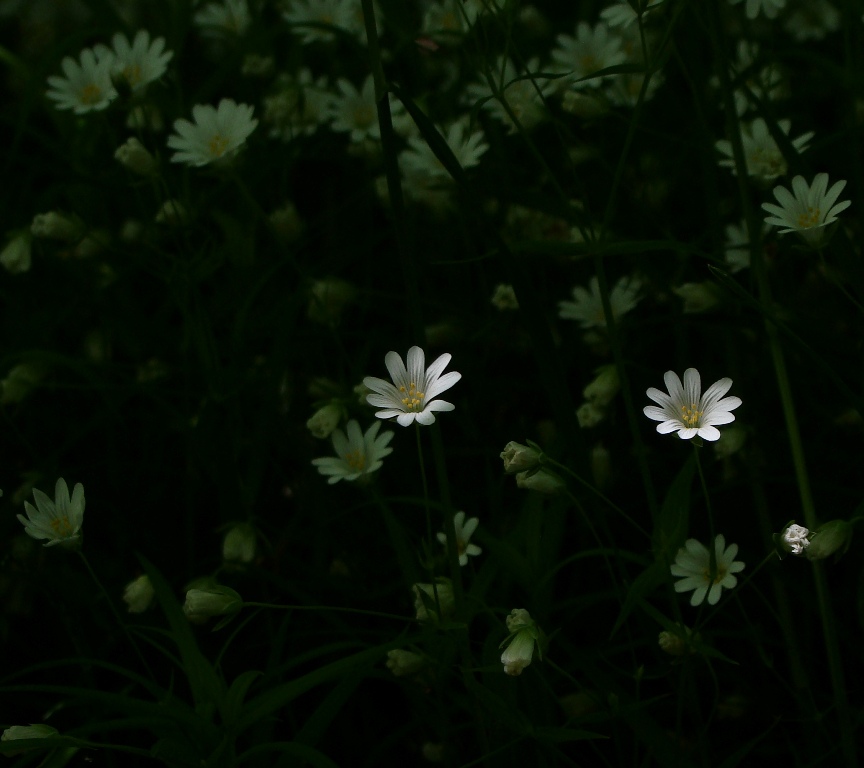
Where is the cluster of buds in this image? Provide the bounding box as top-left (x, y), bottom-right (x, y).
top-left (500, 441), bottom-right (563, 494)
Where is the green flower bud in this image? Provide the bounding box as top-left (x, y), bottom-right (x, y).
top-left (804, 520), bottom-right (853, 562)
top-left (515, 467), bottom-right (563, 494)
top-left (183, 585), bottom-right (243, 624)
top-left (500, 441), bottom-right (542, 474)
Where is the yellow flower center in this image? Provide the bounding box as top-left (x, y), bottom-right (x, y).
top-left (701, 563), bottom-right (728, 585)
top-left (680, 403), bottom-right (702, 427)
top-left (123, 64), bottom-right (142, 86)
top-left (345, 449), bottom-right (366, 472)
top-left (797, 207), bottom-right (821, 229)
top-left (50, 516), bottom-right (74, 538)
top-left (353, 104), bottom-right (375, 128)
top-left (580, 54), bottom-right (600, 73)
top-left (400, 381), bottom-right (425, 411)
top-left (209, 133), bottom-right (230, 157)
top-left (79, 83), bottom-right (103, 105)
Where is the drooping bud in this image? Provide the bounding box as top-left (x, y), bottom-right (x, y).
top-left (804, 520), bottom-right (853, 562)
top-left (122, 574), bottom-right (155, 613)
top-left (500, 441), bottom-right (541, 474)
top-left (516, 467), bottom-right (563, 494)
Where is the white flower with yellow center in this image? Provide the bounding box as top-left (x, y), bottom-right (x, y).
top-left (167, 99), bottom-right (257, 166)
top-left (552, 21), bottom-right (626, 88)
top-left (643, 368), bottom-right (741, 441)
top-left (466, 57), bottom-right (550, 133)
top-left (558, 275), bottom-right (642, 329)
top-left (436, 511), bottom-right (482, 566)
top-left (46, 47), bottom-right (117, 114)
top-left (762, 173), bottom-right (851, 247)
top-left (104, 30), bottom-right (173, 91)
top-left (671, 535), bottom-right (745, 606)
top-left (17, 478), bottom-right (85, 548)
top-left (327, 75), bottom-right (408, 142)
top-left (194, 0), bottom-right (251, 37)
top-left (364, 346), bottom-right (461, 427)
top-left (312, 420), bottom-right (394, 484)
top-left (716, 119), bottom-right (813, 183)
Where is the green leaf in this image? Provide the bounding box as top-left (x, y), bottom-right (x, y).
top-left (652, 453), bottom-right (695, 561)
top-left (222, 670), bottom-right (264, 725)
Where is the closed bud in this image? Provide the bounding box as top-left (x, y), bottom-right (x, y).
top-left (0, 231), bottom-right (32, 274)
top-left (385, 649), bottom-right (427, 677)
top-left (577, 400), bottom-right (605, 428)
top-left (804, 520), bottom-right (853, 562)
top-left (500, 441), bottom-right (541, 474)
top-left (122, 574), bottom-right (155, 613)
top-left (183, 584), bottom-right (243, 624)
top-left (307, 279), bottom-right (357, 326)
top-left (412, 579), bottom-right (454, 623)
top-left (583, 365), bottom-right (619, 407)
top-left (31, 211), bottom-right (83, 242)
top-left (516, 467), bottom-right (563, 494)
top-left (658, 624), bottom-right (696, 656)
top-left (673, 282), bottom-right (721, 313)
top-left (714, 425), bottom-right (747, 459)
top-left (2, 725), bottom-right (59, 756)
top-left (777, 521), bottom-right (811, 557)
top-left (306, 401), bottom-right (344, 439)
top-left (222, 522), bottom-right (257, 565)
top-left (114, 137), bottom-right (158, 176)
top-left (499, 608), bottom-right (545, 676)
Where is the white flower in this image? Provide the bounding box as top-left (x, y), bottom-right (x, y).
top-left (643, 368), bottom-right (742, 441)
top-left (671, 535), bottom-right (745, 606)
top-left (46, 47), bottom-right (117, 114)
top-left (728, 0), bottom-right (786, 19)
top-left (599, 0), bottom-right (660, 27)
top-left (781, 523), bottom-right (811, 555)
top-left (327, 75), bottom-right (407, 142)
top-left (283, 0), bottom-right (354, 43)
top-left (401, 120), bottom-right (488, 179)
top-left (167, 99), bottom-right (257, 166)
top-left (364, 346), bottom-right (461, 427)
top-left (311, 419), bottom-right (394, 483)
top-left (194, 0), bottom-right (251, 37)
top-left (436, 511), bottom-right (482, 566)
top-left (723, 220), bottom-right (754, 273)
top-left (17, 478), bottom-right (85, 548)
top-left (558, 275), bottom-right (641, 329)
top-left (122, 574), bottom-right (155, 613)
top-left (762, 173), bottom-right (851, 247)
top-left (0, 232), bottom-right (31, 274)
top-left (552, 22), bottom-right (626, 88)
top-left (784, 0), bottom-right (839, 41)
top-left (466, 57), bottom-right (549, 133)
top-left (716, 119), bottom-right (813, 183)
top-left (104, 30), bottom-right (173, 91)
top-left (499, 609), bottom-right (542, 676)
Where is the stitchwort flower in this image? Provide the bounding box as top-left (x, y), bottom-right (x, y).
top-left (364, 346), bottom-right (461, 426)
top-left (167, 99), bottom-right (257, 166)
top-left (558, 275), bottom-right (641, 329)
top-left (99, 30), bottom-right (173, 92)
top-left (436, 511), bottom-right (482, 566)
top-left (17, 478), bottom-right (85, 549)
top-left (671, 535), bottom-right (745, 606)
top-left (311, 420), bottom-right (394, 484)
top-left (46, 48), bottom-right (117, 114)
top-left (643, 368), bottom-right (741, 442)
top-left (762, 173), bottom-right (851, 248)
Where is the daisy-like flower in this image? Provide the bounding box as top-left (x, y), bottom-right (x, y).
top-left (551, 22), bottom-right (626, 88)
top-left (283, 0), bottom-right (353, 43)
top-left (716, 119), bottom-right (813, 183)
top-left (728, 0), bottom-right (786, 19)
top-left (311, 420), bottom-right (394, 484)
top-left (193, 0), bottom-right (251, 37)
top-left (784, 0), bottom-right (839, 41)
top-left (103, 30), bottom-right (173, 92)
top-left (167, 99), bottom-right (257, 166)
top-left (643, 368), bottom-right (742, 442)
top-left (436, 511), bottom-right (482, 566)
top-left (762, 173), bottom-right (851, 247)
top-left (46, 47), bottom-right (117, 114)
top-left (558, 275), bottom-right (642, 329)
top-left (364, 346), bottom-right (461, 427)
top-left (599, 0), bottom-right (660, 27)
top-left (466, 57), bottom-right (550, 133)
top-left (327, 75), bottom-right (408, 142)
top-left (17, 478), bottom-right (85, 548)
top-left (671, 535), bottom-right (745, 606)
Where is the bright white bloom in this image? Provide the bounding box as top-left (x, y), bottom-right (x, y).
top-left (264, 70), bottom-right (332, 140)
top-left (671, 535), bottom-right (745, 606)
top-left (784, 0), bottom-right (839, 41)
top-left (311, 419), bottom-right (394, 483)
top-left (122, 574), bottom-right (155, 613)
top-left (762, 173), bottom-right (851, 247)
top-left (558, 275), bottom-right (641, 329)
top-left (46, 48), bottom-right (117, 114)
top-left (552, 22), bottom-right (626, 88)
top-left (499, 608), bottom-right (542, 676)
top-left (600, 0), bottom-right (660, 27)
top-left (103, 30), bottom-right (173, 91)
top-left (729, 0), bottom-right (786, 19)
top-left (782, 523), bottom-right (811, 555)
top-left (283, 0), bottom-right (354, 43)
top-left (466, 57), bottom-right (550, 133)
top-left (194, 0), bottom-right (251, 37)
top-left (436, 511), bottom-right (482, 566)
top-left (167, 99), bottom-right (257, 166)
top-left (327, 75), bottom-right (407, 142)
top-left (643, 368), bottom-right (742, 442)
top-left (364, 346), bottom-right (461, 427)
top-left (716, 119), bottom-right (813, 183)
top-left (17, 478), bottom-right (85, 548)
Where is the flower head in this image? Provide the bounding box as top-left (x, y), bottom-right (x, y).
top-left (671, 534), bottom-right (745, 606)
top-left (17, 478), bottom-right (85, 549)
top-left (781, 523), bottom-right (811, 556)
top-left (499, 608), bottom-right (544, 675)
top-left (643, 368), bottom-right (741, 442)
top-left (311, 419), bottom-right (394, 484)
top-left (194, 0), bottom-right (251, 37)
top-left (167, 99), bottom-right (257, 166)
top-left (364, 346), bottom-right (461, 427)
top-left (103, 30), bottom-right (173, 91)
top-left (46, 48), bottom-right (117, 114)
top-left (558, 275), bottom-right (641, 329)
top-left (436, 511), bottom-right (482, 566)
top-left (716, 119), bottom-right (813, 183)
top-left (762, 173), bottom-right (851, 247)
top-left (552, 22), bottom-right (626, 88)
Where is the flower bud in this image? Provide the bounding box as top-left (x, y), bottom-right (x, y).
top-left (714, 425), bottom-right (747, 459)
top-left (155, 199), bottom-right (188, 226)
top-left (0, 363), bottom-right (43, 405)
top-left (1, 724), bottom-right (59, 755)
top-left (577, 400), bottom-right (605, 428)
top-left (583, 365), bottom-right (619, 407)
top-left (673, 282), bottom-right (721, 313)
top-left (122, 574), bottom-right (155, 613)
top-left (499, 608), bottom-right (544, 676)
top-left (412, 579), bottom-right (454, 623)
top-left (268, 201), bottom-right (304, 242)
top-left (306, 401), bottom-right (344, 439)
top-left (385, 649), bottom-right (427, 677)
top-left (222, 522), bottom-right (257, 565)
top-left (516, 467), bottom-right (563, 494)
top-left (490, 283), bottom-right (519, 310)
top-left (658, 624), bottom-right (696, 656)
top-left (114, 137), bottom-right (158, 177)
top-left (183, 584), bottom-right (243, 624)
top-left (30, 211), bottom-right (83, 242)
top-left (500, 441), bottom-right (541, 474)
top-left (804, 520), bottom-right (853, 562)
top-left (0, 231), bottom-right (32, 274)
top-left (778, 522), bottom-right (811, 556)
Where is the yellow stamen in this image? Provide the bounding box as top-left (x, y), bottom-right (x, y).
top-left (399, 381), bottom-right (425, 411)
top-left (680, 403), bottom-right (702, 427)
top-left (79, 83), bottom-right (103, 105)
top-left (123, 64), bottom-right (142, 86)
top-left (796, 207), bottom-right (820, 229)
top-left (209, 133), bottom-right (230, 157)
top-left (50, 516), bottom-right (74, 538)
top-left (345, 449), bottom-right (366, 472)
